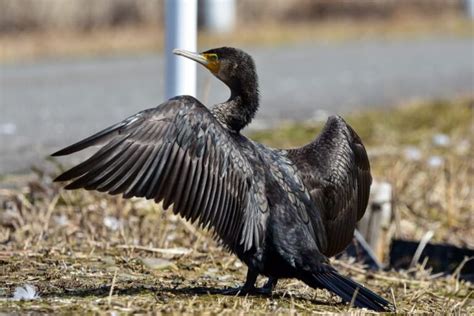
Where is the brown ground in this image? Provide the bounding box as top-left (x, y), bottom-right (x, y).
top-left (0, 98), bottom-right (472, 313)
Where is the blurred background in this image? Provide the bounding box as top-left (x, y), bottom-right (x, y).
top-left (0, 1), bottom-right (473, 312)
top-left (0, 0), bottom-right (473, 174)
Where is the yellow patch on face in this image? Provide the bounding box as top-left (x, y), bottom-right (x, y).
top-left (203, 53), bottom-right (220, 74)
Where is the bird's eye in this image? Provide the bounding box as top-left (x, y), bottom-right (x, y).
top-left (206, 54), bottom-right (218, 62)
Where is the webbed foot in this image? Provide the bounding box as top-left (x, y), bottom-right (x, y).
top-left (220, 285), bottom-right (271, 296)
top-left (221, 277), bottom-right (277, 296)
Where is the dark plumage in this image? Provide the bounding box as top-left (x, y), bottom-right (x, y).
top-left (52, 47), bottom-right (392, 312)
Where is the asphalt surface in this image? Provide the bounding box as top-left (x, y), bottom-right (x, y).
top-left (1, 38), bottom-right (473, 174)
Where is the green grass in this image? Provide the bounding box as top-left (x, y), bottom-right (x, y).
top-left (251, 98), bottom-right (473, 148)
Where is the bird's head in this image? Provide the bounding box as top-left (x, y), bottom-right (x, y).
top-left (173, 47), bottom-right (257, 92)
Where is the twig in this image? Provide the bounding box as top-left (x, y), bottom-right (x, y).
top-left (108, 269), bottom-right (118, 306)
top-left (116, 245), bottom-right (192, 255)
top-left (332, 260), bottom-right (366, 274)
top-left (410, 230), bottom-right (434, 269)
top-left (409, 289), bottom-right (428, 304)
top-left (41, 194), bottom-right (59, 233)
top-left (458, 290), bottom-right (473, 310)
top-left (0, 250), bottom-right (42, 256)
top-left (390, 287), bottom-right (398, 312)
top-left (176, 215), bottom-right (199, 235)
top-left (17, 193), bottom-right (34, 210)
top-left (349, 286), bottom-right (359, 310)
top-left (374, 274), bottom-right (429, 285)
top-left (451, 256), bottom-right (473, 282)
top-left (428, 272), bottom-right (445, 280)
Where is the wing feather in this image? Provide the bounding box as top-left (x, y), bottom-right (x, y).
top-left (189, 160), bottom-right (210, 224)
top-left (226, 172), bottom-right (240, 235)
top-left (287, 115), bottom-right (372, 257)
top-left (162, 146), bottom-right (186, 209)
top-left (65, 144), bottom-right (131, 190)
top-left (95, 144), bottom-right (144, 192)
top-left (215, 173), bottom-right (229, 233)
top-left (172, 153), bottom-right (193, 213)
top-left (145, 142), bottom-right (172, 199)
top-left (54, 137), bottom-right (127, 182)
top-left (202, 171), bottom-right (219, 229)
top-left (109, 145), bottom-right (150, 194)
top-left (124, 144), bottom-right (161, 198)
top-left (53, 96), bottom-right (265, 250)
top-left (183, 159), bottom-right (203, 220)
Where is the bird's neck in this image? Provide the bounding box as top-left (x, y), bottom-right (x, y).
top-left (212, 85), bottom-right (259, 133)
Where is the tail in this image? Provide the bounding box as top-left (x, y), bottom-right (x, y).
top-left (305, 269), bottom-right (393, 312)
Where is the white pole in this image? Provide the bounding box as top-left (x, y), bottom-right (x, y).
top-left (201, 0), bottom-right (236, 33)
top-left (467, 0), bottom-right (474, 19)
top-left (165, 0), bottom-right (197, 99)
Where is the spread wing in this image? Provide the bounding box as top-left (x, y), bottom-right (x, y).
top-left (287, 115), bottom-right (371, 257)
top-left (52, 95), bottom-right (266, 251)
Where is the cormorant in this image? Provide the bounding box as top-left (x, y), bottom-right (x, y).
top-left (52, 47), bottom-right (392, 311)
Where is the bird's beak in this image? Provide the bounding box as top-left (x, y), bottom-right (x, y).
top-left (173, 49), bottom-right (219, 74)
top-left (173, 49), bottom-right (208, 66)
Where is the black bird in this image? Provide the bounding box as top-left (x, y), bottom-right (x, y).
top-left (52, 47), bottom-right (392, 311)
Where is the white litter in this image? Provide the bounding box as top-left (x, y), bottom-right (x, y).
top-left (13, 284), bottom-right (39, 300)
top-left (432, 133), bottom-right (451, 147)
top-left (427, 155), bottom-right (444, 168)
top-left (403, 146), bottom-right (422, 161)
top-left (54, 214), bottom-right (69, 227)
top-left (103, 216), bottom-right (123, 231)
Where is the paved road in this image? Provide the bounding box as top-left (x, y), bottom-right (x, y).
top-left (1, 38), bottom-right (473, 174)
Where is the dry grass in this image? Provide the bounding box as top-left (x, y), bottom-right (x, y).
top-left (0, 98), bottom-right (473, 313)
top-left (0, 14), bottom-right (472, 64)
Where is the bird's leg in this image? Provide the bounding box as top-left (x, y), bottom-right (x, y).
top-left (221, 270), bottom-right (278, 296)
top-left (259, 277), bottom-right (278, 294)
top-left (221, 268), bottom-right (258, 295)
top-left (243, 276), bottom-right (278, 295)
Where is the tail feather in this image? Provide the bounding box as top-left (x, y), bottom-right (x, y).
top-left (309, 270), bottom-right (393, 312)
